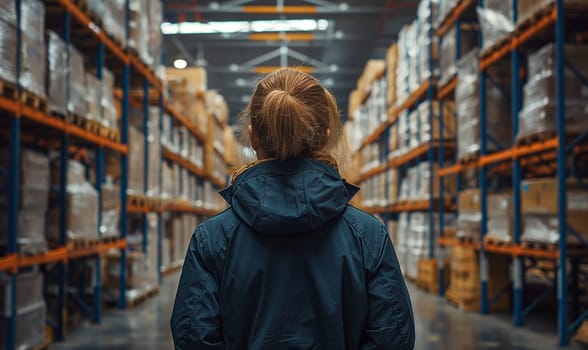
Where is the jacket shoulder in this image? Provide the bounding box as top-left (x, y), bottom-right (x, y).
top-left (342, 205), bottom-right (389, 267)
top-left (193, 209), bottom-right (240, 272)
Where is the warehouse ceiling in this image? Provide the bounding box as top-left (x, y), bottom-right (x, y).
top-left (162, 0), bottom-right (419, 124)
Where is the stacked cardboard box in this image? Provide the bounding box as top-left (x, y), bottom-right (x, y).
top-left (357, 59), bottom-right (386, 103)
top-left (446, 247), bottom-right (510, 312)
top-left (101, 180), bottom-right (120, 238)
top-left (47, 160), bottom-right (99, 242)
top-left (0, 149), bottom-right (50, 254)
top-left (20, 0), bottom-right (46, 99)
top-left (166, 67), bottom-right (208, 128)
top-left (521, 178), bottom-right (588, 244)
top-left (347, 89), bottom-right (363, 119)
top-left (486, 192), bottom-right (514, 243)
top-left (386, 44), bottom-right (398, 106)
top-left (457, 189), bottom-right (481, 241)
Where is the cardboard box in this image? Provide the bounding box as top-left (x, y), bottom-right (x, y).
top-left (521, 178), bottom-right (588, 214)
top-left (458, 189), bottom-right (481, 213)
top-left (487, 192), bottom-right (514, 243)
top-left (348, 89), bottom-right (362, 119)
top-left (166, 67), bottom-right (207, 93)
top-left (104, 251), bottom-right (145, 291)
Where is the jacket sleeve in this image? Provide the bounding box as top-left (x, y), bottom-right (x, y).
top-left (170, 227), bottom-right (223, 350)
top-left (362, 227), bottom-right (415, 350)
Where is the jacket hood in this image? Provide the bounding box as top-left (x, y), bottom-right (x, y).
top-left (220, 158), bottom-right (359, 235)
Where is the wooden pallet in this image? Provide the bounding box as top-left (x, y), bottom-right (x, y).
top-left (516, 0), bottom-right (588, 35)
top-left (456, 235), bottom-right (477, 244)
top-left (145, 196), bottom-right (162, 209)
top-left (99, 125), bottom-right (121, 142)
top-left (481, 34), bottom-right (511, 60)
top-left (445, 287), bottom-right (480, 312)
top-left (516, 130), bottom-right (555, 146)
top-left (67, 114), bottom-right (102, 134)
top-left (20, 90), bottom-right (47, 112)
top-left (128, 193), bottom-right (147, 207)
top-left (483, 235), bottom-right (513, 246)
top-left (0, 79), bottom-right (17, 99)
top-left (458, 151), bottom-right (479, 164)
top-left (521, 240), bottom-right (559, 251)
top-left (69, 237), bottom-right (101, 250)
top-left (573, 320), bottom-right (588, 346)
top-left (127, 286), bottom-right (160, 309)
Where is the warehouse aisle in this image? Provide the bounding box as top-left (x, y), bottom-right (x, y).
top-left (52, 275), bottom-right (580, 350)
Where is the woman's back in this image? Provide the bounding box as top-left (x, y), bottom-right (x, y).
top-left (170, 68), bottom-right (415, 349)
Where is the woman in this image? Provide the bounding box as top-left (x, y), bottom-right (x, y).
top-left (170, 68), bottom-right (415, 350)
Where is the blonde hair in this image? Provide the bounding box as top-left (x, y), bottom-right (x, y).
top-left (242, 68), bottom-right (349, 174)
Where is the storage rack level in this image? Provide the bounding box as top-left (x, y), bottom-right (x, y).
top-left (436, 0), bottom-right (588, 346)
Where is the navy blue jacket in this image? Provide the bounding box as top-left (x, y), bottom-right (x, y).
top-left (170, 158), bottom-right (415, 349)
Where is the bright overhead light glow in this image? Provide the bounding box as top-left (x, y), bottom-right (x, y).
top-left (236, 78), bottom-right (246, 86)
top-left (161, 19), bottom-right (330, 35)
top-left (173, 58), bottom-right (188, 69)
top-left (323, 78), bottom-right (334, 87)
top-left (329, 64), bottom-right (339, 72)
top-left (241, 95), bottom-right (250, 103)
top-left (229, 64), bottom-right (239, 72)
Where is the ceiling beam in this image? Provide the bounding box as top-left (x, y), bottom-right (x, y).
top-left (164, 4), bottom-right (385, 15)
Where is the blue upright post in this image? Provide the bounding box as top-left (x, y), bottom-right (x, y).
top-left (158, 96), bottom-right (164, 285)
top-left (555, 0), bottom-right (568, 346)
top-left (427, 0), bottom-right (435, 261)
top-left (56, 9), bottom-right (71, 341)
top-left (6, 0), bottom-right (22, 348)
top-left (143, 80), bottom-right (150, 255)
top-left (511, 0), bottom-right (524, 328)
top-left (119, 0), bottom-right (131, 310)
top-left (93, 41), bottom-right (105, 325)
top-left (438, 100), bottom-right (445, 296)
top-left (479, 0), bottom-right (489, 313)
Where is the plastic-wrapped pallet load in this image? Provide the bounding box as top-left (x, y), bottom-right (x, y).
top-left (0, 272), bottom-right (46, 349)
top-left (101, 179), bottom-right (120, 238)
top-left (128, 126), bottom-right (145, 195)
top-left (418, 101), bottom-right (456, 143)
top-left (521, 178), bottom-right (588, 245)
top-left (85, 73), bottom-right (101, 122)
top-left (104, 250), bottom-right (147, 293)
top-left (48, 31), bottom-right (68, 116)
top-left (457, 188), bottom-right (481, 241)
top-left (0, 149), bottom-right (49, 254)
top-left (101, 68), bottom-right (118, 130)
top-left (396, 213), bottom-right (410, 275)
top-left (148, 0), bottom-right (162, 70)
top-left (105, 0), bottom-right (126, 45)
top-left (477, 0), bottom-right (514, 51)
top-left (20, 0), bottom-right (46, 99)
top-left (417, 0), bottom-right (439, 83)
top-left (486, 192), bottom-right (514, 243)
top-left (517, 0), bottom-right (583, 26)
top-left (439, 25), bottom-right (478, 84)
top-left (0, 0), bottom-right (16, 25)
top-left (47, 160), bottom-right (99, 241)
top-left (407, 23), bottom-right (420, 93)
top-left (408, 109), bottom-right (420, 149)
top-left (396, 25), bottom-right (411, 105)
top-left (144, 213), bottom-right (159, 289)
top-left (147, 107), bottom-right (161, 198)
top-left (68, 46), bottom-right (87, 118)
top-left (456, 50), bottom-right (511, 160)
top-left (518, 43), bottom-right (588, 141)
top-left (86, 0), bottom-right (106, 21)
top-left (0, 18), bottom-right (17, 85)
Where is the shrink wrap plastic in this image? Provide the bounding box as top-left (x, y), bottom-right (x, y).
top-left (68, 46), bottom-right (87, 118)
top-left (0, 20), bottom-right (16, 84)
top-left (48, 31), bottom-right (68, 116)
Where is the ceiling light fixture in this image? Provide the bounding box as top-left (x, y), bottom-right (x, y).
top-left (173, 58), bottom-right (188, 69)
top-left (329, 64), bottom-right (339, 72)
top-left (161, 19), bottom-right (330, 35)
top-left (229, 64), bottom-right (239, 72)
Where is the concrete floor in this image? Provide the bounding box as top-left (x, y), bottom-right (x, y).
top-left (52, 273), bottom-right (584, 350)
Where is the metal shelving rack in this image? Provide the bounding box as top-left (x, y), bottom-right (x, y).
top-left (0, 0), bottom-right (226, 348)
top-left (435, 0), bottom-right (588, 346)
top-left (357, 0), bottom-right (455, 282)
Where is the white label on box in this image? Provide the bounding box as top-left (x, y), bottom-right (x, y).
top-left (568, 193), bottom-right (588, 211)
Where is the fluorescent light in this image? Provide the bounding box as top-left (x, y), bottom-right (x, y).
top-left (161, 19), bottom-right (329, 35)
top-left (329, 64), bottom-right (339, 72)
top-left (173, 58), bottom-right (188, 69)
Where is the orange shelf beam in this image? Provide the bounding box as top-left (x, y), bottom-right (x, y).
top-left (359, 163), bottom-right (388, 183)
top-left (480, 38), bottom-right (513, 71)
top-left (513, 7), bottom-right (557, 49)
top-left (127, 204), bottom-right (161, 214)
top-left (164, 103), bottom-right (207, 145)
top-left (129, 55), bottom-right (163, 93)
top-left (210, 175), bottom-right (227, 189)
top-left (358, 121), bottom-right (391, 151)
top-left (100, 238), bottom-right (128, 252)
top-left (18, 247), bottom-right (68, 268)
top-left (437, 77), bottom-right (457, 100)
top-left (57, 0), bottom-right (128, 64)
top-left (166, 202), bottom-right (221, 216)
top-left (0, 254), bottom-right (18, 273)
top-left (435, 0), bottom-right (476, 37)
top-left (389, 80), bottom-right (431, 121)
top-left (0, 98), bottom-right (128, 154)
top-left (163, 148), bottom-right (207, 179)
